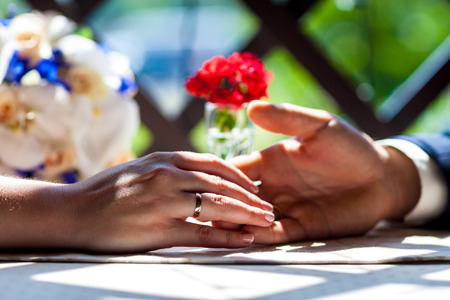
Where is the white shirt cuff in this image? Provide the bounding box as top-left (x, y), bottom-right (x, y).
top-left (376, 139), bottom-right (448, 225)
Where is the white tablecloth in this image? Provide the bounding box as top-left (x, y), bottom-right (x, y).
top-left (1, 223), bottom-right (449, 264)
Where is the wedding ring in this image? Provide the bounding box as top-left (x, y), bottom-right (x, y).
top-left (193, 193), bottom-right (202, 218)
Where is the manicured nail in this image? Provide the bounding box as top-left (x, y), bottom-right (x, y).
top-left (278, 103), bottom-right (293, 109)
top-left (241, 233), bottom-right (254, 243)
top-left (265, 212), bottom-right (275, 222)
top-left (250, 181), bottom-right (260, 193)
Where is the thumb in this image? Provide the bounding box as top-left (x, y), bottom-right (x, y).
top-left (247, 100), bottom-right (333, 139)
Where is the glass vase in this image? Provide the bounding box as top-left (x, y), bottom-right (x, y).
top-left (204, 102), bottom-right (253, 160)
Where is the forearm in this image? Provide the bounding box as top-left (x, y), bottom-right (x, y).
top-left (0, 176), bottom-right (76, 250)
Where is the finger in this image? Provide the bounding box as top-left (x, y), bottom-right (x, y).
top-left (242, 219), bottom-right (306, 244)
top-left (178, 169), bottom-right (273, 212)
top-left (243, 192), bottom-right (382, 244)
top-left (240, 196), bottom-right (328, 244)
top-left (228, 152), bottom-right (262, 182)
top-left (247, 100), bottom-right (333, 139)
top-left (211, 220), bottom-right (242, 231)
top-left (183, 192), bottom-right (274, 227)
top-left (170, 221), bottom-right (255, 248)
top-left (172, 151), bottom-right (259, 194)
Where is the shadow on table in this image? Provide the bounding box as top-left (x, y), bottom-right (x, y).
top-left (215, 263), bottom-right (450, 299)
top-left (1, 225), bottom-right (450, 299)
top-left (150, 224), bottom-right (450, 264)
top-left (1, 260), bottom-right (450, 300)
top-left (0, 263), bottom-right (180, 300)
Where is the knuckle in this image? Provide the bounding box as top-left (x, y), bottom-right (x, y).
top-left (149, 152), bottom-right (175, 163)
top-left (311, 113), bottom-right (339, 136)
top-left (212, 175), bottom-right (227, 193)
top-left (211, 194), bottom-right (228, 212)
top-left (206, 153), bottom-right (222, 165)
top-left (148, 166), bottom-right (175, 183)
top-left (170, 152), bottom-right (183, 164)
top-left (196, 226), bottom-right (212, 243)
top-left (326, 117), bottom-right (341, 132)
top-left (224, 231), bottom-right (232, 246)
top-left (147, 152), bottom-right (165, 161)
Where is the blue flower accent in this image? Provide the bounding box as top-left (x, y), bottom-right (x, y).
top-left (36, 59), bottom-right (59, 83)
top-left (5, 51), bottom-right (29, 83)
top-left (15, 164), bottom-right (45, 178)
top-left (57, 78), bottom-right (71, 91)
top-left (119, 76), bottom-right (138, 96)
top-left (98, 43), bottom-right (111, 54)
top-left (50, 49), bottom-right (72, 91)
top-left (52, 49), bottom-right (65, 65)
top-left (62, 171), bottom-right (78, 184)
top-left (0, 18), bottom-right (11, 27)
top-left (15, 169), bottom-right (34, 178)
top-left (35, 50), bottom-right (72, 91)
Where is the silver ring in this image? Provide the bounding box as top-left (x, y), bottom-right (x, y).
top-left (193, 193), bottom-right (202, 218)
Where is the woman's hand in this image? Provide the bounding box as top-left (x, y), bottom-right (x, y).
top-left (63, 151), bottom-right (274, 252)
top-left (0, 152), bottom-right (274, 253)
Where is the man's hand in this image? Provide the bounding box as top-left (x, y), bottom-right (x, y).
top-left (231, 101), bottom-right (421, 244)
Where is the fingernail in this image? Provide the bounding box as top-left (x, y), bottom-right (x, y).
top-left (241, 233), bottom-right (254, 243)
top-left (252, 180), bottom-right (261, 193)
top-left (278, 103), bottom-right (293, 109)
top-left (265, 212), bottom-right (275, 222)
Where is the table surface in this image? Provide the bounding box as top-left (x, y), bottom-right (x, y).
top-left (1, 262), bottom-right (450, 300)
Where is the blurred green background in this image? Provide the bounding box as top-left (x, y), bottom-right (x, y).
top-left (2, 0), bottom-right (449, 155)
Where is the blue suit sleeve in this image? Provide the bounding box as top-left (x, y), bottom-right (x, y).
top-left (395, 132), bottom-right (450, 228)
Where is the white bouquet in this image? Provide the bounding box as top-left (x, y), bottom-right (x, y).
top-left (0, 11), bottom-right (140, 183)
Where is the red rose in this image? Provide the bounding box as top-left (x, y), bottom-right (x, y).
top-left (185, 52), bottom-right (272, 107)
top-left (228, 52), bottom-right (260, 66)
top-left (185, 75), bottom-right (211, 97)
top-left (241, 69), bottom-right (269, 100)
top-left (199, 56), bottom-right (234, 78)
top-left (209, 86), bottom-right (243, 106)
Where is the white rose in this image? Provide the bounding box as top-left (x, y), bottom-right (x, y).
top-left (9, 12), bottom-right (46, 62)
top-left (0, 41), bottom-right (17, 83)
top-left (57, 35), bottom-right (136, 93)
top-left (0, 83), bottom-right (76, 171)
top-left (71, 89), bottom-right (139, 179)
top-left (37, 144), bottom-right (78, 181)
top-left (57, 35), bottom-right (109, 76)
top-left (0, 125), bottom-right (49, 170)
top-left (67, 65), bottom-right (107, 100)
top-left (0, 85), bottom-right (19, 126)
top-left (18, 84), bottom-right (74, 150)
top-left (45, 13), bottom-right (76, 44)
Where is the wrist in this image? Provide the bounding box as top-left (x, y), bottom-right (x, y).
top-left (380, 145), bottom-right (421, 220)
top-left (57, 180), bottom-right (105, 251)
top-left (25, 182), bottom-right (83, 249)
